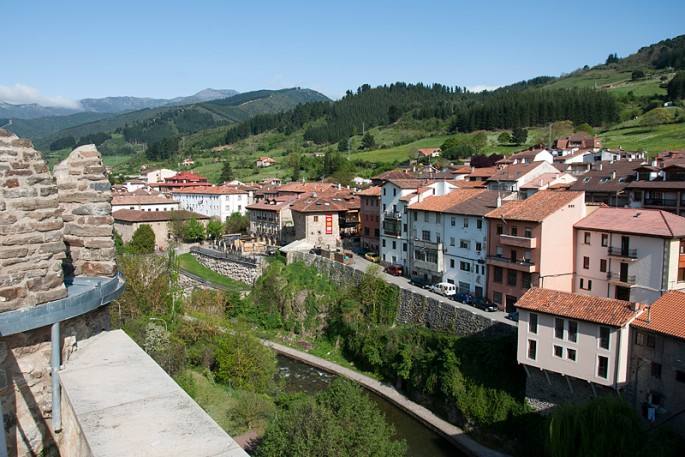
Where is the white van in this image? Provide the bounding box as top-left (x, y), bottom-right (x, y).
top-left (429, 282), bottom-right (457, 297)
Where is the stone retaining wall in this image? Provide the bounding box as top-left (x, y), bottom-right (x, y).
top-left (287, 251), bottom-right (514, 338)
top-left (524, 367), bottom-right (618, 413)
top-left (190, 250), bottom-right (262, 285)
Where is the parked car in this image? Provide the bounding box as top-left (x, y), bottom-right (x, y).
top-left (428, 282), bottom-right (457, 297)
top-left (385, 264), bottom-right (403, 276)
top-left (364, 252), bottom-right (380, 263)
top-left (453, 291), bottom-right (473, 304)
top-left (505, 311), bottom-right (519, 321)
top-left (472, 297), bottom-right (497, 312)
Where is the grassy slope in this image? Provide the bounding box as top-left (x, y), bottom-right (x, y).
top-left (599, 122), bottom-right (685, 152)
top-left (178, 253), bottom-right (249, 292)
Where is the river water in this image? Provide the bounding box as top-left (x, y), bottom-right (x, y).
top-left (276, 355), bottom-right (463, 457)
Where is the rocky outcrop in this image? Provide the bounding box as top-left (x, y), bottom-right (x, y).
top-left (0, 129), bottom-right (67, 311)
top-left (54, 145), bottom-right (116, 277)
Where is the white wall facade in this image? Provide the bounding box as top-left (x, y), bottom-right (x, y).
top-left (112, 201), bottom-right (180, 212)
top-left (443, 214), bottom-right (489, 296)
top-left (173, 192), bottom-right (250, 220)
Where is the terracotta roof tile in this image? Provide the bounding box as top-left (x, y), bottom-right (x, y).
top-left (357, 186), bottom-right (382, 196)
top-left (516, 288), bottom-right (642, 327)
top-left (632, 291), bottom-right (685, 340)
top-left (467, 167), bottom-right (498, 178)
top-left (485, 190), bottom-right (584, 222)
top-left (488, 162), bottom-right (549, 181)
top-left (171, 185), bottom-right (249, 195)
top-left (113, 209), bottom-right (208, 223)
top-left (408, 189), bottom-right (484, 212)
top-left (575, 207), bottom-right (685, 238)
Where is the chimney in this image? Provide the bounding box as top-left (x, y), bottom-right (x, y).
top-left (630, 302), bottom-right (640, 312)
top-left (599, 163), bottom-right (603, 171)
top-left (496, 195), bottom-right (502, 208)
top-left (611, 171), bottom-right (616, 180)
top-left (646, 305), bottom-right (651, 323)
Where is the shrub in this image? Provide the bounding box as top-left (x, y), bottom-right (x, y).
top-left (128, 224), bottom-right (155, 254)
top-left (214, 331), bottom-right (277, 393)
top-left (182, 218), bottom-right (205, 242)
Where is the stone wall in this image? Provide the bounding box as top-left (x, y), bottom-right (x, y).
top-left (287, 251), bottom-right (515, 338)
top-left (53, 145), bottom-right (116, 277)
top-left (190, 250), bottom-right (263, 285)
top-left (0, 130), bottom-right (67, 310)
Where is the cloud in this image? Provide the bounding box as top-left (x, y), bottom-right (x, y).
top-left (467, 84), bottom-right (501, 93)
top-left (0, 83), bottom-right (81, 109)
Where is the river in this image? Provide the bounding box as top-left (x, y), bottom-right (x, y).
top-left (276, 355), bottom-right (463, 457)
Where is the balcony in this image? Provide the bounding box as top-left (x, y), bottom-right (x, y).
top-left (486, 255), bottom-right (537, 272)
top-left (644, 198), bottom-right (678, 207)
top-left (607, 272), bottom-right (636, 285)
top-left (499, 234), bottom-right (537, 249)
top-left (414, 238), bottom-right (442, 250)
top-left (607, 246), bottom-right (638, 259)
top-left (383, 219), bottom-right (402, 237)
top-left (384, 211), bottom-right (402, 222)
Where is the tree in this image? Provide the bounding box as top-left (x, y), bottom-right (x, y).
top-left (631, 69), bottom-right (645, 80)
top-left (387, 105), bottom-right (401, 123)
top-left (323, 150), bottom-right (343, 176)
top-left (224, 212), bottom-right (249, 234)
top-left (128, 224), bottom-right (155, 254)
top-left (206, 219), bottom-right (224, 240)
top-left (49, 136), bottom-right (76, 151)
top-left (114, 230), bottom-right (124, 255)
top-left (667, 71), bottom-right (685, 100)
top-left (182, 218), bottom-right (205, 242)
top-left (605, 53), bottom-right (619, 65)
top-left (215, 331), bottom-right (277, 393)
top-left (497, 132), bottom-right (512, 144)
top-left (218, 161), bottom-right (234, 183)
top-left (360, 132), bottom-right (376, 150)
top-left (256, 379), bottom-right (406, 457)
top-left (511, 127), bottom-right (528, 145)
top-left (575, 122), bottom-right (594, 135)
top-left (337, 138), bottom-right (349, 152)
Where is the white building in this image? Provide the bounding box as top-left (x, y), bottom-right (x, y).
top-left (407, 189), bottom-right (503, 294)
top-left (379, 179), bottom-right (454, 268)
top-left (506, 148), bottom-right (554, 165)
top-left (172, 185), bottom-right (251, 221)
top-left (146, 168), bottom-right (177, 184)
top-left (486, 161), bottom-right (560, 194)
top-left (574, 207), bottom-right (685, 304)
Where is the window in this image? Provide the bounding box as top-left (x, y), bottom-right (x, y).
top-left (651, 362), bottom-right (662, 379)
top-left (383, 188), bottom-right (386, 196)
top-left (601, 233), bottom-right (608, 247)
top-left (529, 313), bottom-right (538, 334)
top-left (584, 232), bottom-right (591, 244)
top-left (382, 239), bottom-right (386, 248)
top-left (463, 217), bottom-right (469, 228)
top-left (583, 256), bottom-right (590, 269)
top-left (450, 259), bottom-right (455, 268)
top-left (494, 267), bottom-right (503, 283)
top-left (528, 339), bottom-right (537, 360)
top-left (511, 226), bottom-right (518, 236)
top-left (450, 237), bottom-right (455, 246)
top-left (424, 212), bottom-right (429, 222)
top-left (524, 227), bottom-right (532, 238)
top-left (507, 270), bottom-right (517, 286)
top-left (451, 216), bottom-right (456, 226)
top-left (600, 259), bottom-right (607, 273)
top-left (436, 213), bottom-right (441, 223)
top-left (476, 219), bottom-right (482, 229)
top-left (475, 242), bottom-right (482, 251)
top-left (676, 370), bottom-right (685, 383)
top-left (567, 348), bottom-right (577, 361)
top-left (553, 345), bottom-right (563, 358)
top-left (554, 318), bottom-right (564, 339)
top-left (436, 234), bottom-right (441, 244)
top-left (522, 272), bottom-right (532, 289)
top-left (599, 326), bottom-right (610, 350)
top-left (403, 243), bottom-right (407, 252)
top-left (635, 331), bottom-right (656, 348)
top-left (393, 188), bottom-right (397, 196)
top-left (403, 223), bottom-right (407, 233)
top-left (460, 240), bottom-right (469, 249)
top-left (313, 215), bottom-right (319, 222)
top-left (597, 356), bottom-right (609, 379)
top-left (497, 224), bottom-right (503, 235)
top-left (679, 268), bottom-right (685, 282)
top-left (422, 230), bottom-right (430, 241)
top-left (460, 261), bottom-right (471, 272)
top-left (413, 212), bottom-right (417, 221)
top-left (392, 241), bottom-right (396, 249)
top-left (493, 291), bottom-right (503, 304)
top-left (568, 321), bottom-right (578, 343)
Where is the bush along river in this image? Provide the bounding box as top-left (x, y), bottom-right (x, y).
top-left (276, 355), bottom-right (462, 457)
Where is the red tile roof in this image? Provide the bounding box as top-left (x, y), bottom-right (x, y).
top-left (113, 209), bottom-right (208, 223)
top-left (632, 291), bottom-right (685, 340)
top-left (467, 166), bottom-right (498, 178)
top-left (408, 189), bottom-right (483, 212)
top-left (166, 171), bottom-right (207, 182)
top-left (112, 192), bottom-right (178, 206)
top-left (575, 207), bottom-right (685, 238)
top-left (488, 162), bottom-right (548, 182)
top-left (485, 190), bottom-right (584, 222)
top-left (357, 186), bottom-right (382, 196)
top-left (290, 197), bottom-right (349, 213)
top-left (417, 148), bottom-right (441, 156)
top-left (387, 179), bottom-right (435, 189)
top-left (171, 185), bottom-right (249, 195)
top-left (516, 288), bottom-right (643, 327)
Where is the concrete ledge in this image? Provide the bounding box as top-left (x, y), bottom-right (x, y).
top-left (59, 330), bottom-right (247, 457)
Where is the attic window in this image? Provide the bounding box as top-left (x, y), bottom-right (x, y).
top-left (583, 177), bottom-right (591, 183)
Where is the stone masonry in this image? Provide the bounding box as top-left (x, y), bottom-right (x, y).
top-left (54, 145), bottom-right (116, 278)
top-left (190, 249), bottom-right (263, 285)
top-left (0, 130), bottom-right (117, 456)
top-left (0, 130), bottom-right (67, 311)
top-left (287, 251), bottom-right (515, 338)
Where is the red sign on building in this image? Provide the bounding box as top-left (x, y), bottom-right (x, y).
top-left (325, 214), bottom-right (333, 235)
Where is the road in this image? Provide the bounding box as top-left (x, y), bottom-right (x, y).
top-left (348, 254), bottom-right (516, 327)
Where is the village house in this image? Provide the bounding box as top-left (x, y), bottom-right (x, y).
top-left (246, 196), bottom-right (298, 246)
top-left (256, 156), bottom-right (276, 167)
top-left (113, 209), bottom-right (209, 250)
top-left (290, 196), bottom-right (348, 250)
top-left (573, 207), bottom-right (685, 303)
top-left (628, 162), bottom-right (685, 216)
top-left (516, 288), bottom-right (643, 408)
top-left (145, 168), bottom-right (177, 184)
top-left (504, 147), bottom-right (554, 165)
top-left (181, 157), bottom-right (195, 167)
top-left (568, 160), bottom-right (643, 207)
top-left (553, 132), bottom-right (602, 150)
top-left (171, 185), bottom-right (251, 220)
top-left (486, 161), bottom-right (560, 195)
top-left (112, 189), bottom-right (180, 212)
top-left (485, 190), bottom-right (588, 311)
top-left (416, 147), bottom-right (441, 159)
top-left (358, 186), bottom-right (382, 253)
top-left (153, 171), bottom-right (212, 192)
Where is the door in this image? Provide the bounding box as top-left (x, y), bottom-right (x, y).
top-left (505, 295), bottom-right (517, 313)
top-left (475, 286), bottom-right (483, 298)
top-left (621, 236), bottom-right (630, 256)
top-left (620, 262), bottom-right (629, 282)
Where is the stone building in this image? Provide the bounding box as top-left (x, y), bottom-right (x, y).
top-left (0, 129), bottom-right (123, 455)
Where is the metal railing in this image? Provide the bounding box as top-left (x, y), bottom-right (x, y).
top-left (486, 255), bottom-right (535, 266)
top-left (644, 198), bottom-right (677, 207)
top-left (607, 272), bottom-right (637, 284)
top-left (191, 246), bottom-right (260, 266)
top-left (607, 246), bottom-right (638, 258)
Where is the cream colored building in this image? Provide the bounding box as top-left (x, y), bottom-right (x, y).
top-left (290, 197), bottom-right (346, 250)
top-left (113, 209), bottom-right (209, 250)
